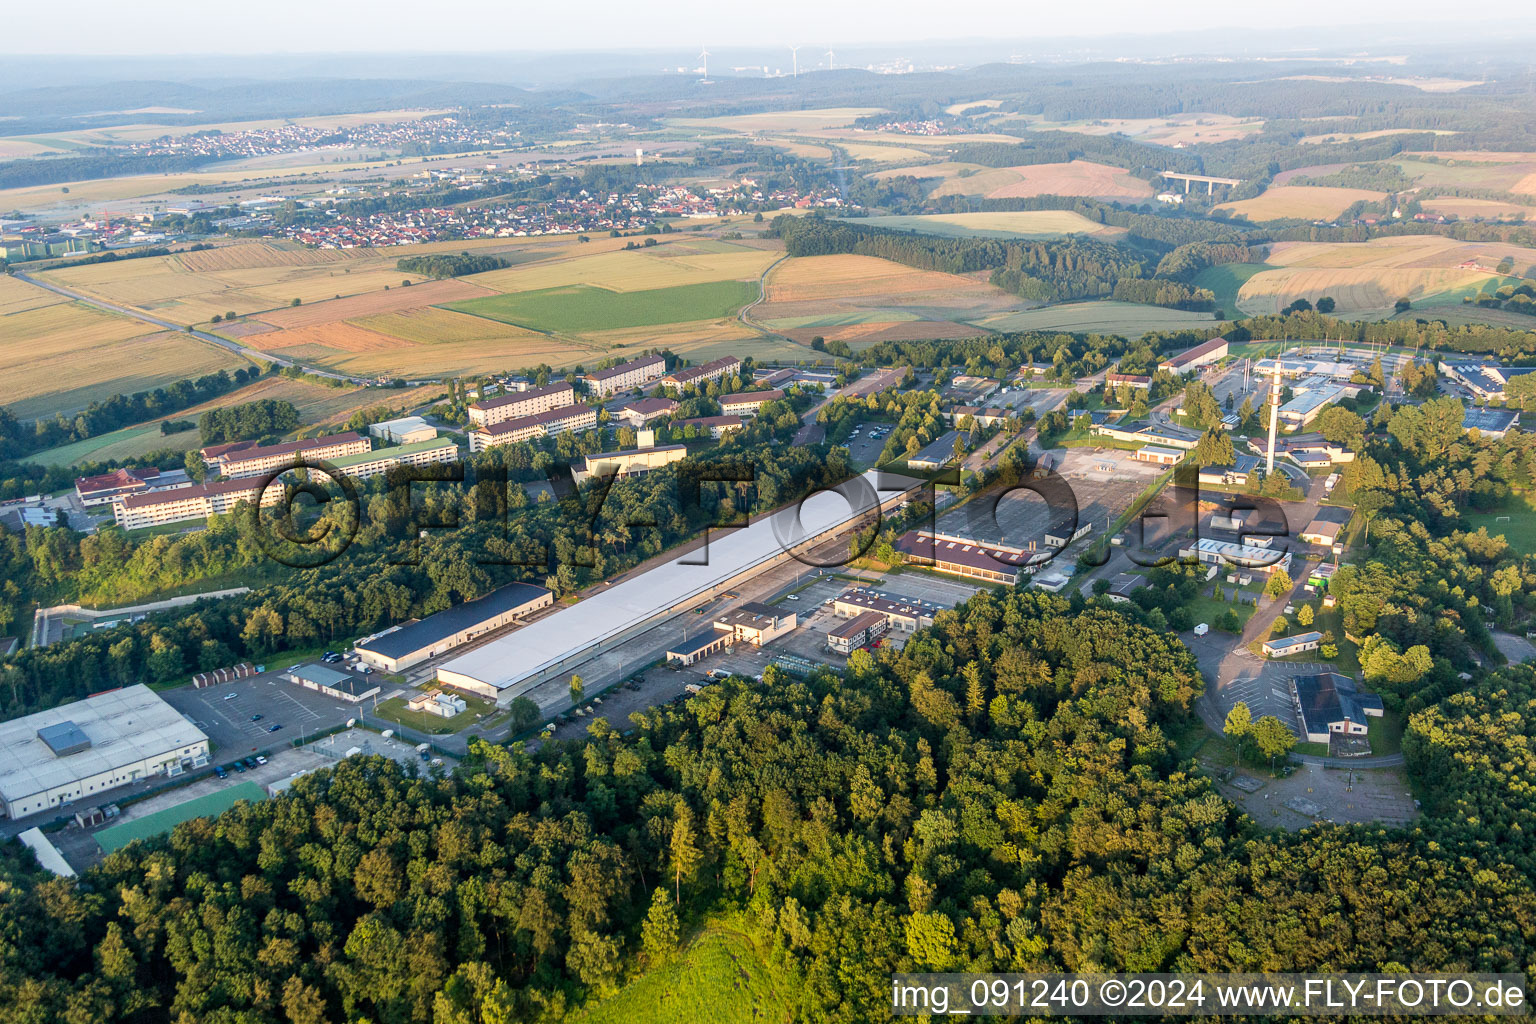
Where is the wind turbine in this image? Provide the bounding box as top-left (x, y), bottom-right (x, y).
top-left (698, 46), bottom-right (711, 83)
top-left (789, 44), bottom-right (801, 78)
top-left (825, 45), bottom-right (835, 71)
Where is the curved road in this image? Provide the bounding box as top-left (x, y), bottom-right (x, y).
top-left (13, 270), bottom-right (380, 386)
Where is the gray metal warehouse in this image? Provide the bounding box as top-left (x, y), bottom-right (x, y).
top-left (354, 582), bottom-right (554, 672)
top-left (435, 469), bottom-right (920, 702)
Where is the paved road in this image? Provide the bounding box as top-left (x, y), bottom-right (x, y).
top-left (738, 253), bottom-right (788, 340)
top-left (13, 270), bottom-right (384, 385)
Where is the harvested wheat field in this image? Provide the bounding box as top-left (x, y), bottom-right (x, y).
top-left (240, 322), bottom-right (409, 354)
top-left (349, 307), bottom-right (528, 345)
top-left (845, 211), bottom-right (1124, 239)
top-left (1215, 185), bottom-right (1386, 222)
top-left (39, 248), bottom-right (437, 325)
top-left (929, 160), bottom-right (1153, 201)
top-left (467, 241), bottom-right (778, 294)
top-left (0, 274), bottom-right (68, 316)
top-left (766, 255), bottom-right (994, 304)
top-left (1421, 197), bottom-right (1533, 220)
top-left (2, 303), bottom-right (246, 419)
top-left (1027, 113), bottom-right (1265, 146)
top-left (1234, 236), bottom-right (1536, 316)
top-left (1394, 157), bottom-right (1536, 195)
top-left (175, 243), bottom-right (380, 273)
top-left (588, 319), bottom-right (805, 364)
top-left (251, 279), bottom-right (495, 329)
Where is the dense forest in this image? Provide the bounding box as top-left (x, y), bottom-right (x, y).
top-left (3, 585), bottom-right (1536, 1021)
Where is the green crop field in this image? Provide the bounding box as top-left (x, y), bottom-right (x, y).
top-left (569, 925), bottom-right (791, 1024)
top-left (1192, 262), bottom-right (1269, 318)
top-left (95, 781), bottom-right (267, 853)
top-left (974, 300), bottom-right (1218, 335)
top-left (29, 424), bottom-right (204, 467)
top-left (445, 280), bottom-right (757, 334)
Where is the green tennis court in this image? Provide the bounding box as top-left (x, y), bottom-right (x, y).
top-left (94, 781), bottom-right (267, 853)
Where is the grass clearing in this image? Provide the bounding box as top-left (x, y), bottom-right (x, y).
top-left (372, 691), bottom-right (502, 734)
top-left (569, 923), bottom-right (792, 1024)
top-left (841, 210), bottom-right (1124, 239)
top-left (29, 425), bottom-right (204, 467)
top-left (446, 280), bottom-right (757, 333)
top-left (1192, 263), bottom-right (1269, 319)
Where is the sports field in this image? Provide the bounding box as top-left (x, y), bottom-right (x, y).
top-left (445, 280), bottom-right (757, 333)
top-left (843, 210), bottom-right (1124, 239)
top-left (95, 781), bottom-right (267, 853)
top-left (568, 925), bottom-right (790, 1024)
top-left (1215, 185), bottom-right (1387, 222)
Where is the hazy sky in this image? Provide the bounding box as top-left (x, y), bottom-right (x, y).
top-left (11, 0), bottom-right (1525, 55)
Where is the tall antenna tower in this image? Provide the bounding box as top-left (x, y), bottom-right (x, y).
top-left (789, 44), bottom-right (801, 77)
top-left (1266, 346), bottom-right (1284, 474)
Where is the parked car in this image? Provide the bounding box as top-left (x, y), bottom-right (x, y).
top-left (214, 766), bottom-right (228, 779)
top-left (268, 723), bottom-right (283, 732)
top-left (232, 762), bottom-right (246, 773)
top-left (250, 714), bottom-right (263, 722)
top-left (357, 665), bottom-right (373, 675)
top-left (255, 756), bottom-right (267, 766)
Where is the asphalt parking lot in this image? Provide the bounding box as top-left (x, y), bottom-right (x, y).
top-left (162, 667), bottom-right (403, 761)
top-left (1199, 653), bottom-right (1334, 734)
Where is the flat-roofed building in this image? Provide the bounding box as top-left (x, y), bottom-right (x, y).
top-left (948, 406), bottom-right (1013, 428)
top-left (1133, 444), bottom-right (1184, 466)
top-left (113, 477), bottom-right (285, 531)
top-left (713, 602), bottom-right (797, 646)
top-left (1278, 384), bottom-right (1348, 428)
top-left (1091, 420), bottom-right (1203, 450)
top-left (468, 405), bottom-right (598, 452)
top-left (660, 356), bottom-right (741, 393)
top-left (720, 389), bottom-right (785, 417)
top-left (666, 630), bottom-right (731, 666)
top-left (368, 416), bottom-right (438, 445)
top-left (574, 445), bottom-right (687, 484)
top-left (354, 581), bottom-right (554, 673)
top-left (220, 432), bottom-right (371, 479)
top-left (1179, 537), bottom-right (1292, 576)
top-left (674, 415), bottom-right (744, 439)
top-left (0, 685), bottom-right (209, 819)
top-left (1464, 407), bottom-right (1520, 439)
top-left (831, 587), bottom-right (942, 632)
top-left (1199, 455), bottom-right (1261, 487)
top-left (284, 663), bottom-right (380, 703)
top-left (585, 354), bottom-right (667, 395)
top-left (618, 397), bottom-right (678, 427)
top-left (467, 382), bottom-right (575, 428)
top-left (326, 438), bottom-right (459, 480)
top-left (826, 610), bottom-right (887, 654)
top-left (406, 689), bottom-right (467, 718)
top-left (1157, 336), bottom-right (1228, 373)
top-left (1262, 631), bottom-right (1323, 658)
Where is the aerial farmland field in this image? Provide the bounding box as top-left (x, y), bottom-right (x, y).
top-left (842, 210), bottom-right (1125, 239)
top-left (927, 159), bottom-right (1153, 201)
top-left (1, 299), bottom-right (247, 419)
top-left (1227, 235), bottom-right (1536, 316)
top-left (1214, 185), bottom-right (1387, 222)
top-left (974, 300), bottom-right (1219, 335)
top-left (444, 279), bottom-right (758, 333)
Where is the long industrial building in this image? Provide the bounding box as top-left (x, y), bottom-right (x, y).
top-left (0, 685), bottom-right (209, 819)
top-left (434, 469), bottom-right (920, 703)
top-left (353, 581), bottom-right (554, 673)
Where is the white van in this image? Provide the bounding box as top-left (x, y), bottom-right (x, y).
top-left (223, 692), bottom-right (239, 700)
top-left (1193, 623), bottom-right (1210, 637)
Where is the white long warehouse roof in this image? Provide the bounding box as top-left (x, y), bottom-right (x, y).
top-left (436, 470), bottom-right (917, 697)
